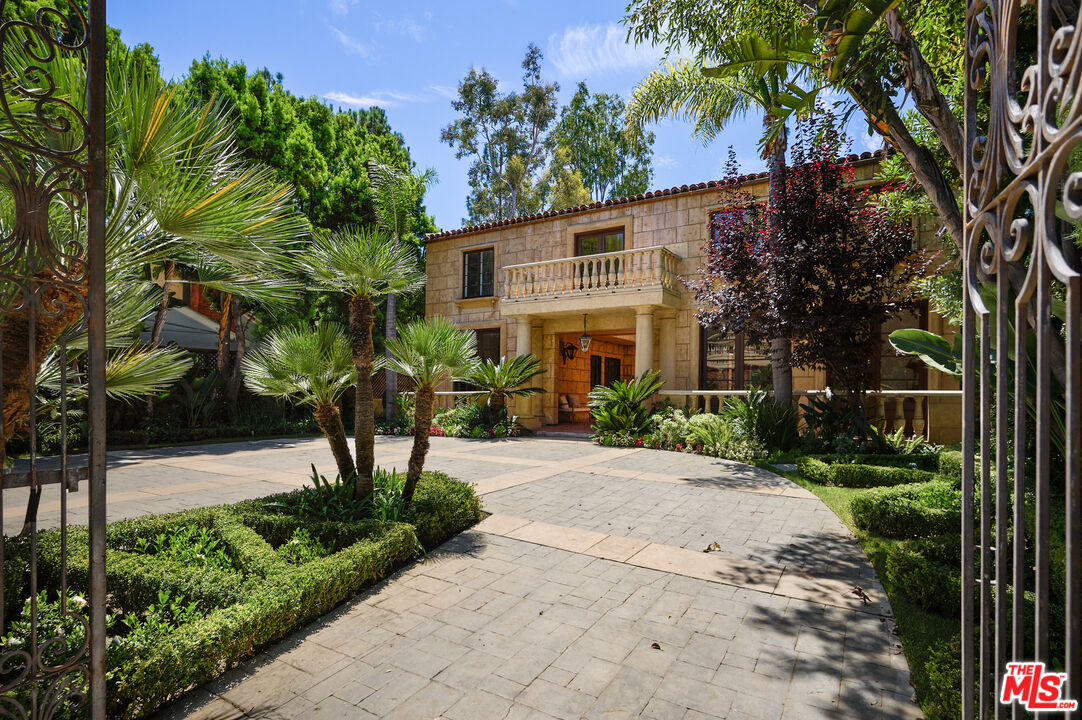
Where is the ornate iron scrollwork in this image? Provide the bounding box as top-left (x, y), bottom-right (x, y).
top-left (964, 0), bottom-right (1082, 717)
top-left (0, 1), bottom-right (106, 717)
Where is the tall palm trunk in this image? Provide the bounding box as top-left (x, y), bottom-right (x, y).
top-left (403, 385), bottom-right (434, 503)
top-left (227, 297), bottom-right (245, 405)
top-left (350, 293), bottom-right (376, 499)
top-left (384, 292), bottom-right (397, 421)
top-left (217, 291), bottom-right (233, 378)
top-left (313, 401), bottom-right (356, 483)
top-left (145, 260), bottom-right (174, 419)
top-left (765, 117), bottom-right (793, 407)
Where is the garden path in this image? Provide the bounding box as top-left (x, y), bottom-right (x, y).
top-left (25, 436), bottom-right (921, 719)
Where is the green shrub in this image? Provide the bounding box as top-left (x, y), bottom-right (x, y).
top-left (405, 471), bottom-right (483, 549)
top-left (938, 450), bottom-right (964, 480)
top-left (850, 481), bottom-right (962, 538)
top-left (686, 414), bottom-right (766, 462)
top-left (798, 457), bottom-right (936, 487)
top-left (811, 453), bottom-right (940, 472)
top-left (589, 370), bottom-right (664, 436)
top-left (922, 637), bottom-right (963, 720)
top-left (830, 464), bottom-right (936, 488)
top-left (19, 471), bottom-right (481, 719)
top-left (883, 537), bottom-right (962, 616)
top-left (722, 388), bottom-right (799, 450)
top-left (796, 457), bottom-right (834, 484)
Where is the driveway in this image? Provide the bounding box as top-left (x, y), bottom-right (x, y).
top-left (14, 435), bottom-right (920, 719)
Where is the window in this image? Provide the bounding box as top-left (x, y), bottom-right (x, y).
top-left (603, 357), bottom-right (622, 387)
top-left (475, 328), bottom-right (501, 364)
top-left (575, 229), bottom-right (624, 256)
top-left (454, 328), bottom-right (500, 391)
top-left (699, 328), bottom-right (771, 391)
top-left (462, 248), bottom-right (494, 298)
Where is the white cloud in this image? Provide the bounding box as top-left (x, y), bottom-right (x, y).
top-left (324, 91), bottom-right (394, 108)
top-left (323, 90), bottom-right (423, 108)
top-left (327, 0), bottom-right (356, 16)
top-left (860, 131), bottom-right (885, 154)
top-left (549, 23), bottom-right (662, 78)
top-left (375, 16), bottom-right (425, 42)
top-left (327, 25), bottom-right (371, 56)
top-left (655, 154), bottom-right (678, 169)
top-left (429, 84), bottom-right (458, 99)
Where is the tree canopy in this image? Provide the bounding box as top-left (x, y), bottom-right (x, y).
top-left (551, 82), bottom-right (654, 202)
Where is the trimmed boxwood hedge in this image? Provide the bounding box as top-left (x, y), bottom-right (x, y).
top-left (810, 453), bottom-right (940, 472)
top-left (16, 471), bottom-right (481, 719)
top-left (797, 456), bottom-right (937, 488)
top-left (938, 450), bottom-right (964, 481)
top-left (850, 480), bottom-right (962, 538)
top-left (883, 536), bottom-right (962, 617)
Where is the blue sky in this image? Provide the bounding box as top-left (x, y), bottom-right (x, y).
top-left (110, 0), bottom-right (879, 232)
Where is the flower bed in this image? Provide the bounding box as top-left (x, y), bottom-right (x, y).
top-left (2, 472), bottom-right (481, 719)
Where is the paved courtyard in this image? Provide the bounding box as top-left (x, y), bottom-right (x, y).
top-left (10, 435), bottom-right (920, 719)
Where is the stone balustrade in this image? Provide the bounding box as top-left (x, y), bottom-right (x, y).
top-left (502, 246), bottom-right (681, 301)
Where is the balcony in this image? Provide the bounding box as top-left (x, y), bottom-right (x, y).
top-left (500, 246), bottom-right (682, 316)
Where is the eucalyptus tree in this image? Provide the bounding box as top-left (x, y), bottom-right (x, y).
top-left (242, 324), bottom-right (356, 482)
top-left (384, 318), bottom-right (477, 504)
top-left (440, 44), bottom-right (560, 223)
top-left (365, 160), bottom-right (436, 421)
top-left (551, 82), bottom-right (654, 202)
top-left (306, 228), bottom-right (424, 500)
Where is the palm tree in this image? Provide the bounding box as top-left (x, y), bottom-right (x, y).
top-left (242, 324), bottom-right (356, 482)
top-left (384, 318), bottom-right (477, 503)
top-left (306, 228), bottom-right (424, 500)
top-left (626, 58), bottom-right (806, 405)
top-left (464, 354), bottom-right (545, 417)
top-left (365, 160), bottom-right (437, 422)
top-left (0, 44), bottom-right (306, 441)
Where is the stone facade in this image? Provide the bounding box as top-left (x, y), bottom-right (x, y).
top-left (425, 154), bottom-right (961, 443)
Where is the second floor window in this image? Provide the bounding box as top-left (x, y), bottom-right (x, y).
top-left (463, 248), bottom-right (494, 298)
top-left (575, 229), bottom-right (624, 255)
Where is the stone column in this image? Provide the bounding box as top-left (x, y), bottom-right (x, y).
top-left (658, 311), bottom-right (676, 388)
top-left (634, 306), bottom-right (655, 376)
top-left (515, 316), bottom-right (539, 428)
top-left (516, 316), bottom-right (533, 357)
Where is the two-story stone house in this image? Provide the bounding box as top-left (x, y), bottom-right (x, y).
top-left (424, 150), bottom-right (961, 442)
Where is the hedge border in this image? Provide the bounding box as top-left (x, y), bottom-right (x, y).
top-left (797, 457), bottom-right (937, 488)
top-left (850, 481), bottom-right (962, 538)
top-left (19, 471), bottom-right (481, 718)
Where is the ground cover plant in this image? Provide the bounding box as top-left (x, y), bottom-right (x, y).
top-left (0, 472), bottom-right (481, 719)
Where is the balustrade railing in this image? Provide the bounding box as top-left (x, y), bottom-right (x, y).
top-left (503, 246), bottom-right (681, 300)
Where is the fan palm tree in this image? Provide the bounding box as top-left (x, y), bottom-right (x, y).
top-left (384, 317), bottom-right (477, 503)
top-left (0, 41), bottom-right (306, 442)
top-left (464, 354), bottom-right (545, 416)
top-left (306, 228), bottom-right (424, 500)
top-left (242, 324), bottom-right (356, 482)
top-left (365, 160), bottom-right (437, 422)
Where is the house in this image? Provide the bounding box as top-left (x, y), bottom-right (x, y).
top-left (424, 151), bottom-right (961, 443)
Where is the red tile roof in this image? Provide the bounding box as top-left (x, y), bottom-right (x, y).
top-left (425, 149), bottom-right (890, 243)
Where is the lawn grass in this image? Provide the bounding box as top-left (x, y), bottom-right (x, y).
top-left (758, 458), bottom-right (959, 717)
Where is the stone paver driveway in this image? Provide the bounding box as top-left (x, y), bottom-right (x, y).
top-left (20, 436), bottom-right (920, 719)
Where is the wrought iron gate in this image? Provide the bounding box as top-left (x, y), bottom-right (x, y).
top-left (0, 0), bottom-right (108, 717)
top-left (964, 0), bottom-right (1082, 717)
